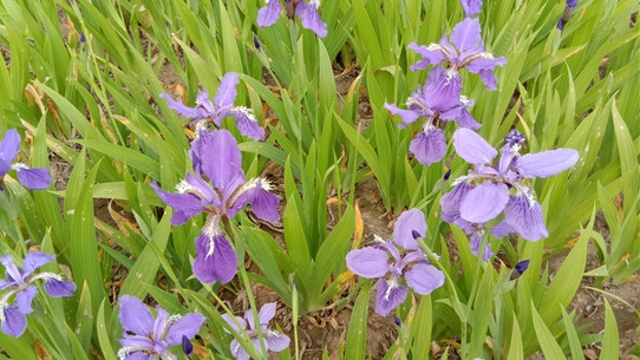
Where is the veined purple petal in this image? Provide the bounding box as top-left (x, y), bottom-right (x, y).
top-left (408, 43), bottom-right (445, 71)
top-left (150, 181), bottom-right (204, 226)
top-left (375, 279), bottom-right (408, 316)
top-left (393, 209), bottom-right (426, 250)
top-left (16, 167), bottom-right (51, 190)
top-left (118, 295), bottom-right (155, 336)
top-left (296, 1), bottom-right (328, 38)
top-left (165, 313), bottom-right (206, 346)
top-left (257, 0), bottom-right (283, 28)
top-left (440, 99), bottom-right (481, 130)
top-left (16, 286), bottom-right (38, 314)
top-left (44, 279), bottom-right (76, 297)
top-left (490, 220), bottom-right (513, 239)
top-left (451, 18), bottom-right (483, 55)
top-left (503, 196), bottom-right (548, 241)
top-left (410, 129), bottom-right (447, 166)
top-left (440, 182), bottom-right (473, 223)
top-left (385, 103), bottom-right (423, 127)
top-left (251, 180), bottom-right (280, 222)
top-left (23, 252), bottom-right (55, 274)
top-left (221, 314), bottom-right (247, 333)
top-left (516, 149), bottom-right (579, 178)
top-left (346, 247), bottom-right (389, 278)
top-left (153, 306), bottom-right (170, 341)
top-left (266, 332), bottom-right (290, 352)
top-left (460, 182), bottom-right (509, 223)
top-left (215, 72), bottom-right (239, 111)
top-left (1, 306), bottom-right (27, 337)
top-left (231, 107), bottom-right (265, 141)
top-left (0, 129), bottom-right (20, 176)
top-left (230, 339), bottom-right (251, 360)
top-left (404, 263), bottom-right (444, 295)
top-left (423, 68), bottom-right (463, 111)
top-left (198, 130), bottom-right (244, 191)
top-left (453, 128), bottom-right (497, 165)
top-left (258, 302), bottom-right (277, 326)
top-left (467, 57), bottom-right (507, 90)
top-left (123, 353), bottom-right (154, 360)
top-left (461, 0), bottom-right (483, 17)
top-left (193, 234), bottom-right (238, 284)
top-left (469, 232), bottom-right (493, 261)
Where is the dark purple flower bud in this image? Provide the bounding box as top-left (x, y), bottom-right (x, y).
top-left (394, 316), bottom-right (402, 326)
top-left (411, 230), bottom-right (422, 240)
top-left (444, 168), bottom-right (451, 180)
top-left (253, 35), bottom-right (261, 50)
top-left (182, 334), bottom-right (193, 356)
top-left (79, 32), bottom-right (85, 43)
top-left (515, 259), bottom-right (530, 275)
top-left (504, 129), bottom-right (526, 146)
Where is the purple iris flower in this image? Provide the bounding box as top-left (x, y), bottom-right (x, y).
top-left (385, 66), bottom-right (480, 165)
top-left (558, 0), bottom-right (578, 30)
top-left (408, 16), bottom-right (506, 91)
top-left (0, 252), bottom-right (76, 337)
top-left (257, 0), bottom-right (327, 38)
top-left (151, 129), bottom-right (280, 284)
top-left (441, 129), bottom-right (579, 241)
top-left (0, 129), bottom-right (51, 190)
top-left (460, 0), bottom-right (483, 18)
top-left (160, 72), bottom-right (265, 141)
top-left (346, 209), bottom-right (445, 316)
top-left (117, 295), bottom-right (205, 360)
top-left (221, 302), bottom-right (290, 360)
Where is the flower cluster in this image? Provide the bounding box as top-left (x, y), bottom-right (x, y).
top-left (0, 252), bottom-right (76, 337)
top-left (441, 129), bottom-right (579, 244)
top-left (117, 295), bottom-right (205, 360)
top-left (0, 129), bottom-right (51, 190)
top-left (257, 0), bottom-right (327, 38)
top-left (384, 0), bottom-right (506, 165)
top-left (222, 302), bottom-right (290, 360)
top-left (346, 209), bottom-right (445, 316)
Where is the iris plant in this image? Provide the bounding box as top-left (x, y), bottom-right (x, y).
top-left (257, 0), bottom-right (327, 38)
top-left (117, 295), bottom-right (205, 360)
top-left (346, 209), bottom-right (445, 316)
top-left (0, 252), bottom-right (76, 337)
top-left (0, 129), bottom-right (51, 190)
top-left (160, 72), bottom-right (265, 141)
top-left (441, 129), bottom-right (579, 242)
top-left (222, 302), bottom-right (290, 360)
top-left (151, 129), bottom-right (279, 284)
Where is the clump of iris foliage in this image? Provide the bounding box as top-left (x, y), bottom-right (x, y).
top-left (0, 0), bottom-right (638, 358)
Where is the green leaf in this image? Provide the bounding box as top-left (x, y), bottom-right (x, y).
top-left (601, 298), bottom-right (620, 359)
top-left (345, 281), bottom-right (371, 360)
top-left (97, 299), bottom-right (117, 360)
top-left (561, 307), bottom-right (585, 360)
top-left (507, 317), bottom-right (523, 360)
top-left (531, 302), bottom-right (566, 359)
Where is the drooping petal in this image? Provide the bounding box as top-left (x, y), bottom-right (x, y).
top-left (467, 57), bottom-right (507, 90)
top-left (384, 103), bottom-right (423, 127)
top-left (159, 93), bottom-right (206, 120)
top-left (404, 263), bottom-right (445, 295)
top-left (1, 306), bottom-right (27, 337)
top-left (230, 339), bottom-right (251, 360)
top-left (221, 314), bottom-right (247, 333)
top-left (461, 0), bottom-right (483, 17)
top-left (440, 182), bottom-right (473, 223)
top-left (198, 130), bottom-right (244, 191)
top-left (44, 279), bottom-right (76, 297)
top-left (440, 101), bottom-right (481, 130)
top-left (393, 208), bottom-right (427, 250)
top-left (16, 286), bottom-right (39, 314)
top-left (230, 107), bottom-right (265, 141)
top-left (251, 181), bottom-right (280, 222)
top-left (0, 254), bottom-right (21, 284)
top-left (453, 128), bottom-right (497, 165)
top-left (469, 231), bottom-right (494, 261)
top-left (423, 68), bottom-right (463, 111)
top-left (258, 302), bottom-right (277, 326)
top-left (296, 1), bottom-right (328, 38)
top-left (490, 220), bottom-right (513, 239)
top-left (409, 129), bottom-right (447, 166)
top-left (460, 182), bottom-right (509, 223)
top-left (16, 167), bottom-right (51, 190)
top-left (150, 181), bottom-right (204, 226)
top-left (375, 279), bottom-right (408, 317)
top-left (257, 0), bottom-right (283, 28)
top-left (266, 332), bottom-right (291, 352)
top-left (515, 149), bottom-right (579, 178)
top-left (23, 252), bottom-right (55, 274)
top-left (193, 234), bottom-right (238, 284)
top-left (0, 129), bottom-right (20, 176)
top-left (165, 313), bottom-right (206, 346)
top-left (214, 72), bottom-right (239, 111)
top-left (118, 295), bottom-right (155, 336)
top-left (408, 43), bottom-right (445, 71)
top-left (450, 18), bottom-right (483, 55)
top-left (346, 247), bottom-right (389, 278)
top-left (503, 196), bottom-right (548, 241)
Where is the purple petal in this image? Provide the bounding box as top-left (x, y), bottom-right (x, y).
top-left (215, 72), bottom-right (239, 110)
top-left (251, 180), bottom-right (280, 222)
top-left (23, 252), bottom-right (55, 274)
top-left (375, 279), bottom-right (408, 316)
top-left (118, 295), bottom-right (155, 336)
top-left (404, 263), bottom-right (445, 295)
top-left (460, 182), bottom-right (509, 223)
top-left (0, 279), bottom-right (9, 290)
top-left (159, 93), bottom-right (205, 119)
top-left (123, 353), bottom-right (154, 360)
top-left (153, 306), bottom-right (170, 340)
top-left (165, 313), bottom-right (206, 346)
top-left (0, 254), bottom-right (21, 284)
top-left (450, 18), bottom-right (483, 54)
top-left (423, 68), bottom-right (463, 111)
top-left (266, 332), bottom-right (291, 352)
top-left (1, 306), bottom-right (27, 337)
top-left (44, 279), bottom-right (76, 297)
top-left (16, 286), bottom-right (39, 314)
top-left (441, 102), bottom-right (481, 130)
top-left (385, 103), bottom-right (423, 127)
top-left (150, 181), bottom-right (204, 226)
top-left (296, 1), bottom-right (328, 38)
top-left (196, 130), bottom-right (244, 191)
top-left (469, 231), bottom-right (493, 261)
top-left (467, 57), bottom-right (507, 90)
top-left (346, 247), bottom-right (389, 278)
top-left (461, 0), bottom-right (483, 17)
top-left (410, 129), bottom-right (447, 166)
top-left (393, 208), bottom-right (426, 250)
top-left (16, 167), bottom-right (51, 190)
top-left (222, 314), bottom-right (247, 333)
top-left (193, 234), bottom-right (238, 284)
top-left (230, 339), bottom-right (251, 360)
top-left (408, 43), bottom-right (445, 71)
top-left (257, 0), bottom-right (283, 28)
top-left (503, 196), bottom-right (548, 241)
top-left (231, 108), bottom-right (265, 141)
top-left (490, 220), bottom-right (513, 239)
top-left (516, 149), bottom-right (579, 178)
top-left (0, 129), bottom-right (20, 176)
top-left (440, 182), bottom-right (473, 223)
top-left (258, 302), bottom-right (277, 325)
top-left (453, 128), bottom-right (497, 165)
